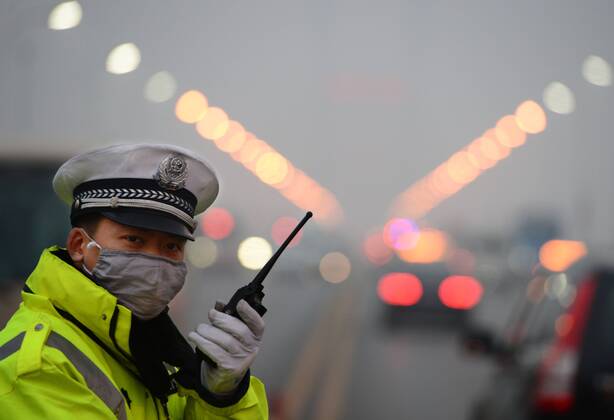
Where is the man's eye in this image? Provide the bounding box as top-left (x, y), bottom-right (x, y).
top-left (124, 235), bottom-right (143, 244)
top-left (166, 243), bottom-right (181, 252)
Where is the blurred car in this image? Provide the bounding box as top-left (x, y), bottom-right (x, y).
top-left (376, 262), bottom-right (485, 327)
top-left (461, 265), bottom-right (614, 420)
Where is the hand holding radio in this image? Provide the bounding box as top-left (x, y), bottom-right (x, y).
top-left (188, 300), bottom-right (264, 394)
top-left (188, 211), bottom-right (312, 394)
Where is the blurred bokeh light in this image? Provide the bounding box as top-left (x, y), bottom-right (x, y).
top-left (200, 207), bottom-right (235, 240)
top-left (185, 236), bottom-right (218, 269)
top-left (48, 1), bottom-right (82, 30)
top-left (175, 90), bottom-right (209, 123)
top-left (233, 135), bottom-right (264, 166)
top-left (238, 237), bottom-right (273, 270)
top-left (543, 82), bottom-right (575, 115)
top-left (383, 218), bottom-right (419, 250)
top-left (319, 252), bottom-right (351, 283)
top-left (396, 229), bottom-right (448, 264)
top-left (214, 121), bottom-right (247, 153)
top-left (196, 107), bottom-right (230, 140)
top-left (539, 240), bottom-right (587, 272)
top-left (482, 129), bottom-right (511, 160)
top-left (495, 115), bottom-right (526, 148)
top-left (582, 55), bottom-right (612, 87)
top-left (467, 141), bottom-right (496, 170)
top-left (377, 273), bottom-right (423, 306)
top-left (446, 150), bottom-right (480, 184)
top-left (515, 100), bottom-right (547, 134)
top-left (256, 152), bottom-right (289, 185)
top-left (438, 275), bottom-right (483, 310)
top-left (105, 43), bottom-right (141, 75)
top-left (144, 71), bottom-right (177, 103)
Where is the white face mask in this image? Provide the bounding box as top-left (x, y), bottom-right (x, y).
top-left (81, 229), bottom-right (188, 320)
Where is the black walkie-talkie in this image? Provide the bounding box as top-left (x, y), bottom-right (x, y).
top-left (197, 211), bottom-right (313, 366)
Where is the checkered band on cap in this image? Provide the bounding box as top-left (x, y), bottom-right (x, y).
top-left (71, 178), bottom-right (198, 230)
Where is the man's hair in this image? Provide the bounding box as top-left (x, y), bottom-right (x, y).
top-left (73, 213), bottom-right (103, 236)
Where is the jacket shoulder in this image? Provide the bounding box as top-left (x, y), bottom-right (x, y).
top-left (0, 311), bottom-right (89, 394)
top-left (0, 319), bottom-right (122, 419)
top-left (0, 315), bottom-right (51, 394)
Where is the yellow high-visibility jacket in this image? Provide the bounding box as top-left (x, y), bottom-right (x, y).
top-left (0, 246), bottom-right (268, 419)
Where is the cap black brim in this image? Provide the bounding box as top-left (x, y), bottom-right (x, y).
top-left (100, 209), bottom-right (195, 240)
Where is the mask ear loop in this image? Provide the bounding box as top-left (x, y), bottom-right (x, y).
top-left (79, 228), bottom-right (102, 276)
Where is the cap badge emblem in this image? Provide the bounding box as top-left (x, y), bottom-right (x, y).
top-left (154, 154), bottom-right (188, 191)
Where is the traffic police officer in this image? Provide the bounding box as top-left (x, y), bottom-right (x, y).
top-left (0, 143), bottom-right (268, 419)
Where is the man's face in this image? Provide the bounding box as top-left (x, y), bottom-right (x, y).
top-left (68, 217), bottom-right (187, 273)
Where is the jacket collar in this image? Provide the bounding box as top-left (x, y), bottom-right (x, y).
top-left (24, 246), bottom-right (134, 361)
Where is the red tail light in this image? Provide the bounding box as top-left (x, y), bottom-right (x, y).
top-left (438, 275), bottom-right (483, 310)
top-left (533, 277), bottom-right (597, 413)
top-left (377, 273), bottom-right (423, 306)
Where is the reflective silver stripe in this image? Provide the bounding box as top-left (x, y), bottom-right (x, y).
top-left (0, 333), bottom-right (25, 361)
top-left (80, 197), bottom-right (196, 229)
top-left (46, 333), bottom-right (127, 420)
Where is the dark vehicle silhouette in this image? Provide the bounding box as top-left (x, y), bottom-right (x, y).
top-left (377, 262), bottom-right (484, 328)
top-left (462, 266), bottom-right (614, 420)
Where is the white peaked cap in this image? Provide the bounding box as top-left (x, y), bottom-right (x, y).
top-left (53, 143), bottom-right (219, 239)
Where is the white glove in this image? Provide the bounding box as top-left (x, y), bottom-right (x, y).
top-left (187, 300), bottom-right (265, 395)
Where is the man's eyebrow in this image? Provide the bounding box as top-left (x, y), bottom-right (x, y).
top-left (166, 236), bottom-right (186, 243)
top-left (116, 226), bottom-right (184, 242)
top-left (118, 227), bottom-right (150, 235)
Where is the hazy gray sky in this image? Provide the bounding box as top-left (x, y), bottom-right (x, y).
top-left (1, 0), bottom-right (613, 245)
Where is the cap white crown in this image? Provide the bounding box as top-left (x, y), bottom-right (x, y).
top-left (53, 143), bottom-right (219, 216)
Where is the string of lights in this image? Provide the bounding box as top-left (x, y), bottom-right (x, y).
top-left (391, 99), bottom-right (547, 221)
top-left (175, 90), bottom-right (343, 226)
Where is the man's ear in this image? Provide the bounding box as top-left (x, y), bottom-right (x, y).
top-left (66, 228), bottom-right (86, 265)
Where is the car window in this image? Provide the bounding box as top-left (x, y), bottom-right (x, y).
top-left (502, 274), bottom-right (568, 348)
top-left (522, 295), bottom-right (564, 346)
